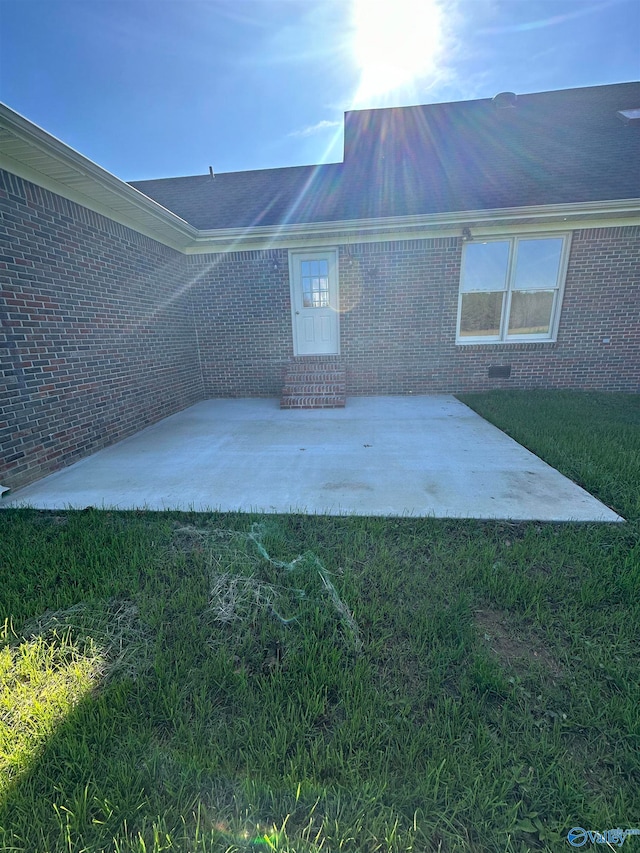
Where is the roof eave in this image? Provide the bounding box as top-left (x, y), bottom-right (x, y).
top-left (186, 198), bottom-right (640, 253)
top-left (0, 102), bottom-right (198, 252)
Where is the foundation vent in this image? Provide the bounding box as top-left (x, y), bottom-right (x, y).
top-left (488, 365), bottom-right (512, 379)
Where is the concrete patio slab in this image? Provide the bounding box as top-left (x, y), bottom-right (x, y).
top-left (2, 396), bottom-right (623, 521)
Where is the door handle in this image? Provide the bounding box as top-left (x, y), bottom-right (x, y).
top-left (295, 311), bottom-right (300, 315)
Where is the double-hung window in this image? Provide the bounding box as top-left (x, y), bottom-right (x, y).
top-left (457, 235), bottom-right (569, 343)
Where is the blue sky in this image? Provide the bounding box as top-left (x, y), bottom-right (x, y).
top-left (1, 0), bottom-right (638, 181)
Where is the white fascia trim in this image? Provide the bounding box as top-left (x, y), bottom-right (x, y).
top-left (186, 198), bottom-right (640, 253)
top-left (0, 103), bottom-right (197, 250)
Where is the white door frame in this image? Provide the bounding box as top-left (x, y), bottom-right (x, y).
top-left (288, 248), bottom-right (340, 356)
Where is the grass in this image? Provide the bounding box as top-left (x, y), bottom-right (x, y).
top-left (0, 390), bottom-right (638, 852)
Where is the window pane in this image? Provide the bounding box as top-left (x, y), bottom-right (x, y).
top-left (508, 290), bottom-right (554, 335)
top-left (460, 292), bottom-right (504, 337)
top-left (461, 242), bottom-right (510, 292)
top-left (302, 276), bottom-right (329, 308)
top-left (514, 239), bottom-right (563, 290)
top-left (301, 258), bottom-right (330, 309)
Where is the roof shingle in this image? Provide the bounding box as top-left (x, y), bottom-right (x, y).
top-left (129, 83), bottom-right (640, 230)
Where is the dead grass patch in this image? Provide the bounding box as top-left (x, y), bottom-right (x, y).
top-left (474, 607), bottom-right (564, 680)
top-left (174, 523), bottom-right (362, 652)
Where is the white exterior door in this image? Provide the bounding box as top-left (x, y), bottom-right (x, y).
top-left (289, 249), bottom-right (340, 355)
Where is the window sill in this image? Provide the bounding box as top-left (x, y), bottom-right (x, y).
top-left (455, 338), bottom-right (558, 351)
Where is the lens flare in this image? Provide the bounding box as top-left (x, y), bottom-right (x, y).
top-left (352, 0), bottom-right (444, 99)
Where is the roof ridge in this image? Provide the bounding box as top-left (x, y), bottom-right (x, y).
top-left (344, 80), bottom-right (640, 117)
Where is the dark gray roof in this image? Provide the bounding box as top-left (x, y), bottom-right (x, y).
top-left (130, 83), bottom-right (640, 230)
top-left (130, 163), bottom-right (344, 230)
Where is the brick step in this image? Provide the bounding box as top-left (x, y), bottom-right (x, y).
top-left (286, 364), bottom-right (347, 379)
top-left (285, 364), bottom-right (346, 375)
top-left (280, 358), bottom-right (347, 409)
top-left (282, 372), bottom-right (346, 383)
top-left (282, 382), bottom-right (346, 395)
top-left (288, 355), bottom-right (342, 361)
top-left (281, 394), bottom-right (346, 409)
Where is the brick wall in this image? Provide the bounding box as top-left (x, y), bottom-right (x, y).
top-left (1, 169), bottom-right (202, 489)
top-left (187, 249), bottom-right (293, 397)
top-left (339, 238), bottom-right (460, 394)
top-left (191, 228), bottom-right (639, 397)
top-left (340, 228), bottom-right (639, 394)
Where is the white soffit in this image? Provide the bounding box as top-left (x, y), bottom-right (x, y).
top-left (0, 105), bottom-right (196, 251)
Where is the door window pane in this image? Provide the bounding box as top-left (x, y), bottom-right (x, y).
top-left (460, 292), bottom-right (504, 337)
top-left (301, 259), bottom-right (329, 308)
top-left (508, 290), bottom-right (554, 335)
top-left (513, 239), bottom-right (563, 290)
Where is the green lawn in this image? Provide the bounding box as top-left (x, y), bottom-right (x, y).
top-left (1, 391), bottom-right (638, 852)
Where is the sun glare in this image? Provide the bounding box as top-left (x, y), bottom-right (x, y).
top-left (352, 0), bottom-right (445, 101)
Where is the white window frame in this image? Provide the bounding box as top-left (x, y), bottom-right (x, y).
top-left (456, 234), bottom-right (571, 345)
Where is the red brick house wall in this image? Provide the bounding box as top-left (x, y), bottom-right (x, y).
top-left (187, 249), bottom-right (292, 397)
top-left (0, 169), bottom-right (202, 489)
top-left (190, 228), bottom-right (639, 397)
top-left (341, 228), bottom-right (639, 394)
